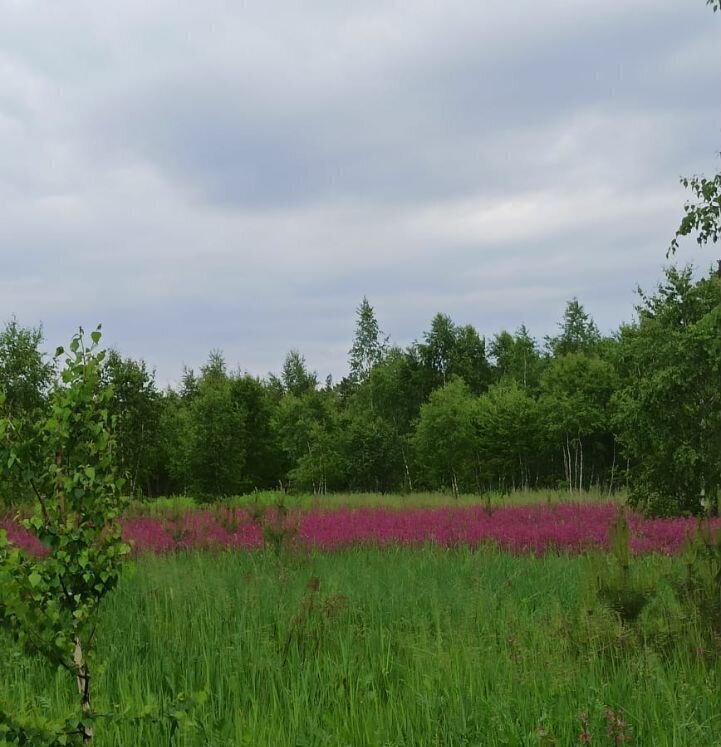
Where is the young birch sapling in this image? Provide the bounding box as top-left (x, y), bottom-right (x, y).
top-left (0, 327), bottom-right (129, 744)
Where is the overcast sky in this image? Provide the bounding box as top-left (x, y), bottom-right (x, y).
top-left (1, 0), bottom-right (719, 384)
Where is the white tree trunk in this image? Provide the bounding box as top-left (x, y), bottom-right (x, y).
top-left (74, 636), bottom-right (93, 742)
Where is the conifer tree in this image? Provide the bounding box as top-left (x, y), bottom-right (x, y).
top-left (545, 298), bottom-right (601, 357)
top-left (348, 297), bottom-right (387, 385)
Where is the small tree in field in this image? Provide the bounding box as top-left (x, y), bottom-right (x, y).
top-left (0, 327), bottom-right (129, 744)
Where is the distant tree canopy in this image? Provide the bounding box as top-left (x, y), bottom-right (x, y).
top-left (489, 325), bottom-right (542, 391)
top-left (0, 320), bottom-right (54, 504)
top-left (0, 264), bottom-right (718, 515)
top-left (545, 299), bottom-right (601, 357)
top-left (0, 319), bottom-right (53, 417)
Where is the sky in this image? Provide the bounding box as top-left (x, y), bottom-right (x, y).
top-left (1, 0), bottom-right (719, 385)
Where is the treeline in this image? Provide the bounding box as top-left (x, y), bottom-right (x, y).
top-left (0, 265), bottom-right (719, 515)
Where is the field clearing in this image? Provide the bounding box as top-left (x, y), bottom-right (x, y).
top-left (1, 548), bottom-right (719, 746)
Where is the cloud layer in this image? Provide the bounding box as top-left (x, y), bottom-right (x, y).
top-left (1, 0), bottom-right (719, 383)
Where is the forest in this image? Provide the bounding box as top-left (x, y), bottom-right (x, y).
top-left (1, 263), bottom-right (719, 517)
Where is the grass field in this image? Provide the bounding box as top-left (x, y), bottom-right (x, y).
top-left (125, 487), bottom-right (621, 518)
top-left (2, 543), bottom-right (719, 746)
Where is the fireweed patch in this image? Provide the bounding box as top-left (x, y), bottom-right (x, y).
top-left (4, 503), bottom-right (717, 556)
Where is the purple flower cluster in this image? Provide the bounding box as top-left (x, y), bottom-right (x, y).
top-left (2, 503), bottom-right (718, 556)
top-left (0, 519), bottom-right (45, 555)
top-left (295, 503), bottom-right (716, 555)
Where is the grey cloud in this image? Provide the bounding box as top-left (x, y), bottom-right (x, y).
top-left (55, 0), bottom-right (710, 209)
top-left (0, 0), bottom-right (718, 383)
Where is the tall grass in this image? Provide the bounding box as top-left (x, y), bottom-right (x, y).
top-left (0, 547), bottom-right (716, 745)
top-left (127, 487), bottom-right (621, 518)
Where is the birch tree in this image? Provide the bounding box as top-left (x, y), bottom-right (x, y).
top-left (0, 328), bottom-right (129, 744)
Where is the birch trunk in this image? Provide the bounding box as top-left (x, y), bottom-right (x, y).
top-left (608, 441), bottom-right (617, 497)
top-left (578, 436), bottom-right (584, 493)
top-left (74, 636), bottom-right (93, 742)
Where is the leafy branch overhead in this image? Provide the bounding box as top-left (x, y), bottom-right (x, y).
top-left (668, 1), bottom-right (720, 256)
top-left (670, 173), bottom-right (721, 256)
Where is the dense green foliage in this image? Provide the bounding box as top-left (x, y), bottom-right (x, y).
top-left (613, 269), bottom-right (721, 515)
top-left (0, 329), bottom-right (130, 743)
top-left (0, 320), bottom-right (54, 506)
top-left (102, 351), bottom-right (163, 497)
top-left (1, 548), bottom-right (718, 745)
top-left (1, 267), bottom-right (719, 514)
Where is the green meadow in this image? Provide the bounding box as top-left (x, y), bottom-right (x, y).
top-left (2, 546), bottom-right (719, 746)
